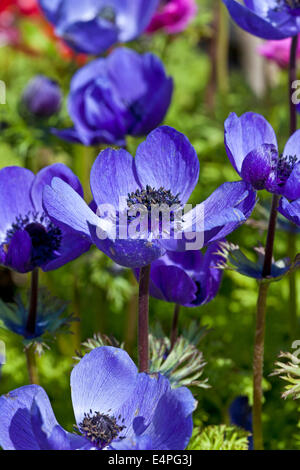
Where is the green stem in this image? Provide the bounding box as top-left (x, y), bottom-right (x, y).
top-left (138, 265), bottom-right (151, 373)
top-left (170, 304), bottom-right (180, 352)
top-left (288, 229), bottom-right (298, 339)
top-left (252, 194), bottom-right (279, 450)
top-left (25, 268), bottom-right (39, 336)
top-left (25, 346), bottom-right (39, 385)
top-left (287, 35), bottom-right (299, 339)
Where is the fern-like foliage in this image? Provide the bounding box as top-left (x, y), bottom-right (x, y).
top-left (187, 425), bottom-right (250, 450)
top-left (273, 351), bottom-right (300, 400)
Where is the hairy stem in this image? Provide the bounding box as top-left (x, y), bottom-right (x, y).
top-left (25, 346), bottom-right (39, 385)
top-left (253, 194), bottom-right (279, 450)
top-left (138, 265), bottom-right (151, 373)
top-left (287, 35), bottom-right (299, 339)
top-left (25, 268), bottom-right (39, 336)
top-left (170, 304), bottom-right (181, 352)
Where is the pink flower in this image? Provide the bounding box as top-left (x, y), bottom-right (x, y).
top-left (258, 37), bottom-right (300, 68)
top-left (146, 0), bottom-right (197, 35)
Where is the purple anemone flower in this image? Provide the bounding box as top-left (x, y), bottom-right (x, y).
top-left (0, 164), bottom-right (91, 273)
top-left (224, 112), bottom-right (300, 198)
top-left (223, 0), bottom-right (300, 40)
top-left (43, 126), bottom-right (257, 268)
top-left (53, 48), bottom-right (173, 147)
top-left (135, 242), bottom-right (223, 307)
top-left (38, 0), bottom-right (159, 55)
top-left (22, 75), bottom-right (62, 118)
top-left (0, 346), bottom-right (196, 450)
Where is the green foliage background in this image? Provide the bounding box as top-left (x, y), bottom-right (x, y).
top-left (0, 0), bottom-right (300, 450)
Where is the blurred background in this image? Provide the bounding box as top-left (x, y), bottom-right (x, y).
top-left (0, 0), bottom-right (299, 450)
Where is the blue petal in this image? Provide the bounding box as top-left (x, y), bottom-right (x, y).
top-left (70, 347), bottom-right (138, 427)
top-left (147, 386), bottom-right (196, 450)
top-left (135, 126), bottom-right (199, 205)
top-left (161, 181), bottom-right (257, 251)
top-left (31, 163), bottom-right (84, 213)
top-left (0, 167), bottom-right (35, 241)
top-left (0, 385), bottom-right (66, 450)
top-left (115, 373), bottom-right (170, 438)
top-left (278, 197), bottom-right (300, 226)
top-left (5, 230), bottom-right (32, 273)
top-left (222, 0), bottom-right (295, 39)
top-left (224, 112), bottom-right (278, 174)
top-left (116, 0), bottom-right (159, 42)
top-left (89, 223), bottom-right (166, 268)
top-left (90, 148), bottom-right (139, 211)
top-left (43, 177), bottom-right (99, 238)
top-left (240, 144), bottom-right (278, 191)
top-left (110, 434), bottom-right (153, 450)
top-left (149, 264), bottom-right (197, 305)
top-left (39, 0), bottom-right (62, 23)
top-left (42, 228), bottom-right (91, 272)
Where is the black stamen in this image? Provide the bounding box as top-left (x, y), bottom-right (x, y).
top-left (127, 185), bottom-right (181, 211)
top-left (4, 211), bottom-right (62, 266)
top-left (78, 411), bottom-right (125, 448)
top-left (276, 154), bottom-right (297, 186)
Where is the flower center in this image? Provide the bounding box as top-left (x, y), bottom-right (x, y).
top-left (4, 212), bottom-right (62, 266)
top-left (78, 410), bottom-right (125, 449)
top-left (275, 154), bottom-right (297, 186)
top-left (98, 6), bottom-right (116, 24)
top-left (276, 0), bottom-right (300, 13)
top-left (127, 185), bottom-right (181, 211)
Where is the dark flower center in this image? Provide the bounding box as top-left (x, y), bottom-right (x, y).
top-left (275, 154), bottom-right (297, 187)
top-left (276, 0), bottom-right (300, 11)
top-left (78, 410), bottom-right (125, 448)
top-left (4, 212), bottom-right (62, 266)
top-left (127, 185), bottom-right (181, 211)
top-left (98, 6), bottom-right (116, 24)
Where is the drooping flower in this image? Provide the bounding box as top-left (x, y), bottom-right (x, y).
top-left (22, 75), bottom-right (62, 118)
top-left (43, 126), bottom-right (257, 269)
top-left (146, 0), bottom-right (197, 35)
top-left (135, 242), bottom-right (223, 307)
top-left (224, 112), bottom-right (300, 198)
top-left (38, 0), bottom-right (159, 55)
top-left (258, 36), bottom-right (300, 68)
top-left (53, 48), bottom-right (173, 147)
top-left (0, 346), bottom-right (196, 450)
top-left (223, 0), bottom-right (300, 39)
top-left (0, 164), bottom-right (91, 274)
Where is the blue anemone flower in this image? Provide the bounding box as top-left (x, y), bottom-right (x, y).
top-left (0, 346), bottom-right (196, 450)
top-left (22, 75), bottom-right (62, 118)
top-left (43, 126), bottom-right (257, 268)
top-left (229, 396), bottom-right (253, 450)
top-left (53, 48), bottom-right (173, 147)
top-left (39, 0), bottom-right (159, 55)
top-left (223, 0), bottom-right (300, 40)
top-left (224, 112), bottom-right (300, 198)
top-left (0, 164), bottom-right (91, 273)
top-left (135, 242), bottom-right (223, 307)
